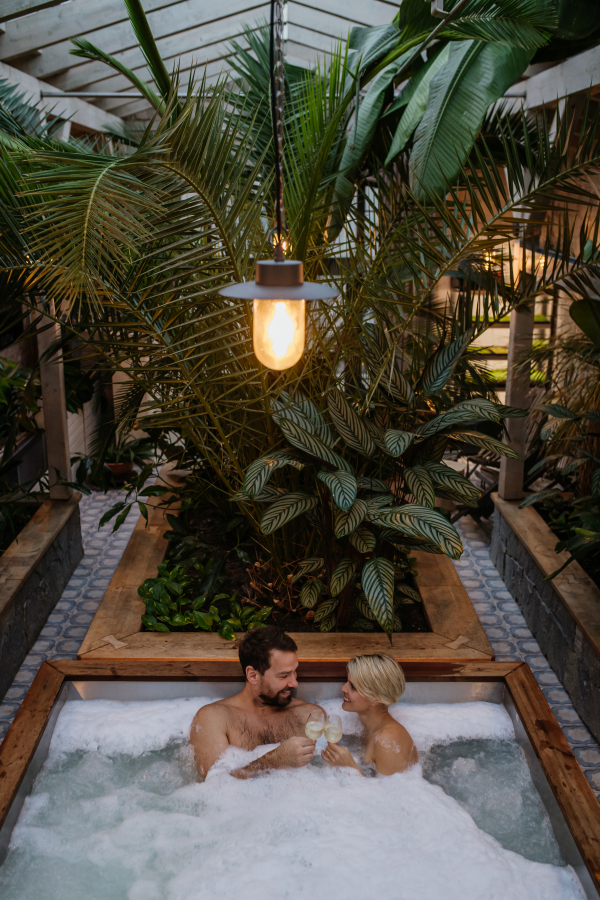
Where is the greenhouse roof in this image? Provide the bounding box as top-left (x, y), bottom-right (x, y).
top-left (0, 0), bottom-right (399, 121)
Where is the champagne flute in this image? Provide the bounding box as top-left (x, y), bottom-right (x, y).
top-left (305, 709), bottom-right (325, 740)
top-left (324, 713), bottom-right (343, 744)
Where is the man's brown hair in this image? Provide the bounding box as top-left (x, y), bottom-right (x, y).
top-left (239, 626), bottom-right (298, 676)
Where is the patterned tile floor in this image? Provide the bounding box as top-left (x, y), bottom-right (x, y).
top-left (0, 489), bottom-right (140, 742)
top-left (453, 516), bottom-right (600, 800)
top-left (1, 498), bottom-right (599, 803)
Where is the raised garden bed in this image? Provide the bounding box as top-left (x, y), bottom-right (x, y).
top-left (490, 493), bottom-right (600, 744)
top-left (0, 494), bottom-right (83, 700)
top-left (77, 475), bottom-right (493, 661)
top-left (1, 659), bottom-right (599, 897)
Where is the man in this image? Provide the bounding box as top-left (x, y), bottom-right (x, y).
top-left (190, 626), bottom-right (323, 778)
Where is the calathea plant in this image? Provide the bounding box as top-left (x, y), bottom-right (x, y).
top-left (234, 340), bottom-right (525, 640)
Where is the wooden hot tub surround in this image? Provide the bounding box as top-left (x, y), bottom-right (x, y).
top-left (0, 660), bottom-right (599, 895)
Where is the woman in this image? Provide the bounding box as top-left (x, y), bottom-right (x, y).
top-left (322, 653), bottom-right (418, 775)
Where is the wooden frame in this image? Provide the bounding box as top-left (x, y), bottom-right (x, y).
top-left (1, 659), bottom-right (599, 895)
top-left (77, 473), bottom-right (493, 661)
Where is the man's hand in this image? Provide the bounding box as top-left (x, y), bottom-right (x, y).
top-left (321, 743), bottom-right (362, 774)
top-left (273, 736), bottom-right (316, 768)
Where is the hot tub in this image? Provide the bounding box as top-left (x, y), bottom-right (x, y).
top-left (1, 660), bottom-right (599, 899)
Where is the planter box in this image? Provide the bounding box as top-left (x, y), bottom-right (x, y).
top-left (0, 659), bottom-right (599, 896)
top-left (490, 493), bottom-right (600, 744)
top-left (76, 478), bottom-right (493, 661)
top-left (0, 495), bottom-right (83, 701)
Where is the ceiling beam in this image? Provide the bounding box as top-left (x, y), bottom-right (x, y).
top-left (0, 58), bottom-right (123, 132)
top-left (0, 0), bottom-right (63, 23)
top-left (0, 0), bottom-right (178, 61)
top-left (18, 5), bottom-right (269, 81)
top-left (291, 0), bottom-right (394, 28)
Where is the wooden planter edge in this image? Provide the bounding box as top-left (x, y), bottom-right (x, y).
top-left (77, 468), bottom-right (492, 661)
top-left (492, 493), bottom-right (600, 659)
top-left (0, 494), bottom-right (81, 623)
top-left (1, 659), bottom-right (599, 894)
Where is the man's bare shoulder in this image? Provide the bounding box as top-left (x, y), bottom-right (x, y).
top-left (288, 698), bottom-right (325, 716)
top-left (191, 698), bottom-right (234, 727)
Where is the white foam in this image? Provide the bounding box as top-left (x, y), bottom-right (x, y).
top-left (1, 696), bottom-right (583, 900)
top-left (49, 697), bottom-right (514, 757)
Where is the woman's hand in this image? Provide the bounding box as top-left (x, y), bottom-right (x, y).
top-left (321, 743), bottom-right (362, 774)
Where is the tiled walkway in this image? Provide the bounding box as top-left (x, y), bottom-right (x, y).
top-left (0, 490), bottom-right (139, 742)
top-left (1, 501), bottom-right (599, 802)
top-left (453, 516), bottom-right (600, 800)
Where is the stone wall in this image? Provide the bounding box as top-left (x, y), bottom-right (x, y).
top-left (0, 506), bottom-right (83, 701)
top-left (490, 507), bottom-right (600, 744)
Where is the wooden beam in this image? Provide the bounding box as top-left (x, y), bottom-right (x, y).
top-left (36, 302), bottom-right (71, 500)
top-left (505, 663), bottom-right (600, 893)
top-left (525, 44), bottom-right (600, 108)
top-left (0, 0), bottom-right (62, 23)
top-left (0, 662), bottom-right (64, 832)
top-left (0, 59), bottom-right (123, 133)
top-left (498, 301), bottom-right (534, 500)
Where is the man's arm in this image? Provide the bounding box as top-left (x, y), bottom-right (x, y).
top-left (232, 736), bottom-right (316, 779)
top-left (190, 705), bottom-right (230, 778)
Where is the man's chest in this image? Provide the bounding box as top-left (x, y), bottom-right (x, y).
top-left (226, 710), bottom-right (305, 748)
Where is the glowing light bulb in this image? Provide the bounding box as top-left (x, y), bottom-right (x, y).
top-left (253, 298), bottom-right (305, 370)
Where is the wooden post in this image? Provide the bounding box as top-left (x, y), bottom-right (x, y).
top-left (36, 301), bottom-right (72, 500)
top-left (498, 303), bottom-right (534, 500)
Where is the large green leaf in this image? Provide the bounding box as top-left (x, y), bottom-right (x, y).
top-left (410, 40), bottom-right (533, 198)
top-left (362, 557), bottom-right (394, 637)
top-left (384, 429), bottom-right (415, 457)
top-left (450, 431), bottom-right (520, 459)
top-left (404, 466), bottom-right (436, 508)
top-left (260, 493), bottom-right (319, 535)
top-left (356, 475), bottom-right (390, 492)
top-left (299, 579), bottom-right (324, 609)
top-left (349, 524), bottom-right (377, 553)
top-left (335, 499), bottom-right (369, 537)
top-left (292, 557), bottom-right (324, 584)
top-left (361, 326), bottom-right (414, 405)
top-left (277, 417), bottom-right (353, 473)
top-left (570, 299), bottom-right (600, 349)
top-left (365, 494), bottom-right (394, 519)
top-left (373, 505), bottom-right (463, 559)
top-left (313, 597), bottom-right (339, 627)
top-left (328, 390), bottom-right (375, 457)
top-left (243, 451), bottom-right (303, 498)
top-left (425, 462), bottom-right (481, 506)
top-left (420, 330), bottom-right (474, 396)
top-left (291, 393), bottom-right (335, 446)
top-left (385, 46), bottom-right (450, 166)
top-left (317, 469), bottom-right (358, 511)
top-left (330, 558), bottom-right (357, 596)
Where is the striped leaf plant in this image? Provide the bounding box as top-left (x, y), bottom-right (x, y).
top-left (236, 351), bottom-right (526, 639)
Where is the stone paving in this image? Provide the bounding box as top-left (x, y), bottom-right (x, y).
top-left (1, 497), bottom-right (599, 803)
top-left (0, 489), bottom-right (139, 742)
top-left (454, 516), bottom-right (600, 801)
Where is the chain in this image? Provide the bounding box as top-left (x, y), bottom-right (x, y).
top-left (270, 0), bottom-right (285, 257)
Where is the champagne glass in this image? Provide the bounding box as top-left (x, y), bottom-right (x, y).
top-left (305, 709), bottom-right (325, 740)
top-left (324, 713), bottom-right (343, 743)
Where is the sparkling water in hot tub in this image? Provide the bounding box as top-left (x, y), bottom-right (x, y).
top-left (0, 695), bottom-right (588, 900)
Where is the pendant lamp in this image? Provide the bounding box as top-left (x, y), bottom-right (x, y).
top-left (218, 0), bottom-right (337, 371)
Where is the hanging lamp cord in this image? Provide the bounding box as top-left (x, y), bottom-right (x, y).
top-left (270, 0), bottom-right (285, 259)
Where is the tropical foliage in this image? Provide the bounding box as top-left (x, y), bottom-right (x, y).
top-left (236, 352), bottom-right (525, 636)
top-left (1, 0), bottom-right (600, 633)
top-left (138, 559), bottom-right (272, 639)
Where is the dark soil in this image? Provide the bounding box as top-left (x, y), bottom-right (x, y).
top-left (181, 507), bottom-right (431, 634)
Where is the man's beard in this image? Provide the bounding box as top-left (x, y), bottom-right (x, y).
top-left (258, 690), bottom-right (293, 708)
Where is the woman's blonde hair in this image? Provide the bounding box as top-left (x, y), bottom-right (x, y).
top-left (347, 654), bottom-right (406, 707)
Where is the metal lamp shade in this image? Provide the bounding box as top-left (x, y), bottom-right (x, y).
top-left (218, 260), bottom-right (339, 300)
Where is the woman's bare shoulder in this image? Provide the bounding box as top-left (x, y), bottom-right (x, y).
top-left (372, 719), bottom-right (418, 774)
